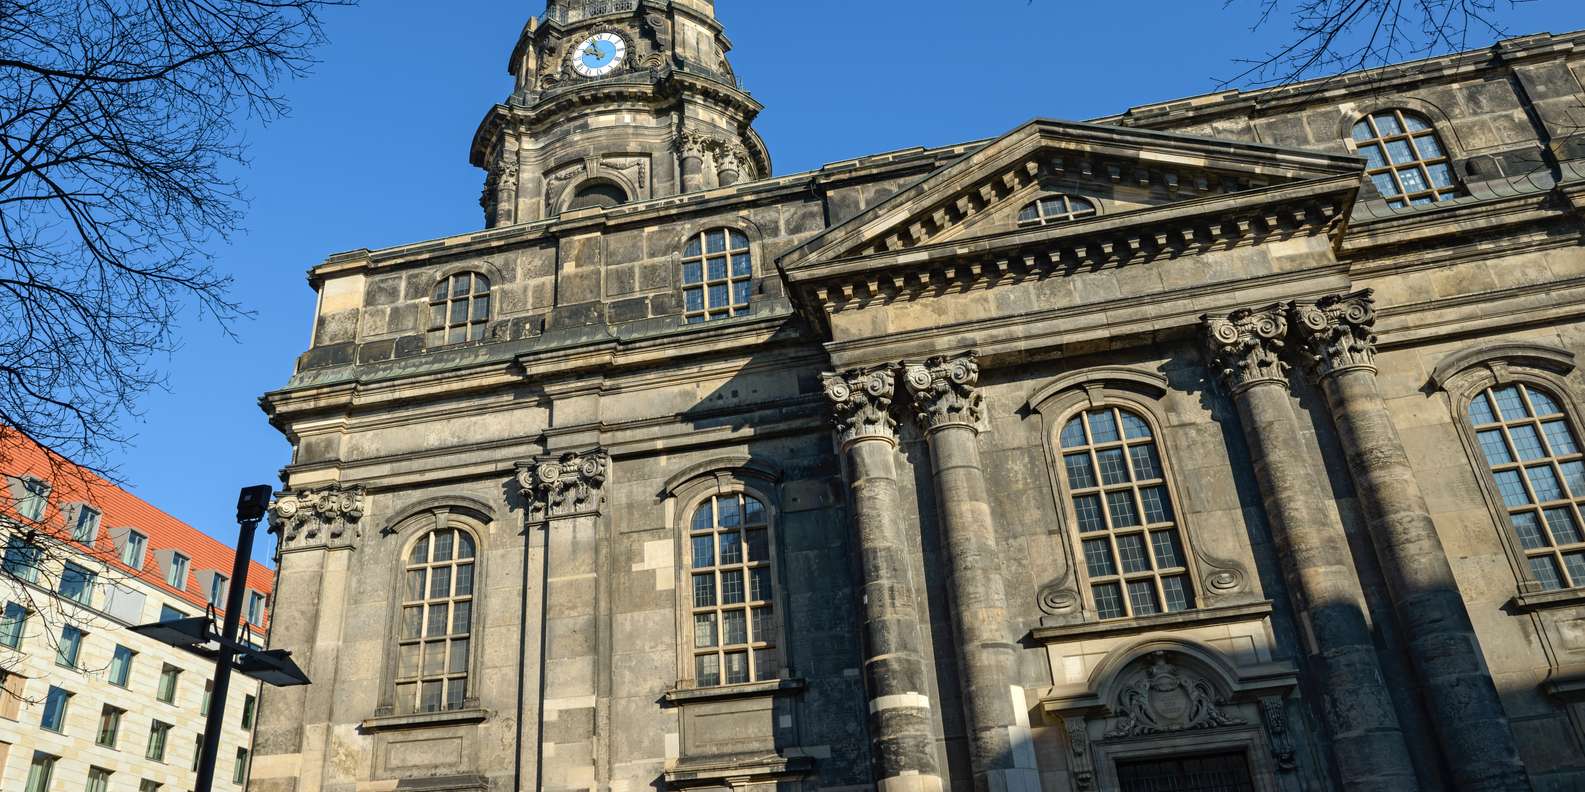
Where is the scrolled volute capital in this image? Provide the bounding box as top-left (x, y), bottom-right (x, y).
top-left (516, 450), bottom-right (609, 521)
top-left (1290, 289), bottom-right (1378, 380)
top-left (903, 352), bottom-right (984, 432)
top-left (822, 366), bottom-right (899, 447)
top-left (1201, 306), bottom-right (1290, 394)
top-left (269, 484), bottom-right (366, 553)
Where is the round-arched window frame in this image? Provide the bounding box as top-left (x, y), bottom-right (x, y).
top-left (1350, 109), bottom-right (1459, 207)
top-left (1057, 405), bottom-right (1196, 619)
top-left (681, 228), bottom-right (752, 324)
top-left (1018, 194), bottom-right (1098, 228)
top-left (1467, 382), bottom-right (1585, 590)
top-left (429, 272), bottom-right (491, 345)
top-left (567, 180), bottom-right (629, 211)
top-left (397, 526), bottom-right (477, 713)
top-left (685, 492), bottom-right (779, 686)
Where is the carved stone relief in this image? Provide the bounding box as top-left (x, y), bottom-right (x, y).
top-left (821, 367), bottom-right (899, 447)
top-left (1203, 304), bottom-right (1290, 393)
top-left (1291, 288), bottom-right (1379, 380)
top-left (1105, 652), bottom-right (1245, 738)
top-left (269, 484), bottom-right (366, 552)
top-left (902, 352), bottom-right (983, 431)
top-left (516, 450), bottom-right (609, 521)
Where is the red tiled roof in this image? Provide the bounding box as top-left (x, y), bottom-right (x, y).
top-left (0, 430), bottom-right (273, 628)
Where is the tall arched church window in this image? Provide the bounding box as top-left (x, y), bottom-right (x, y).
top-left (1058, 406), bottom-right (1196, 619)
top-left (686, 492), bottom-right (779, 686)
top-left (397, 527), bottom-right (476, 712)
top-left (1468, 383), bottom-right (1585, 590)
top-left (429, 272), bottom-right (491, 344)
top-left (681, 229), bottom-right (752, 324)
top-left (1351, 109), bottom-right (1459, 207)
top-left (1017, 194), bottom-right (1097, 228)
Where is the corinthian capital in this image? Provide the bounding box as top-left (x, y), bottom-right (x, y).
top-left (516, 450), bottom-right (609, 521)
top-left (903, 352), bottom-right (983, 432)
top-left (269, 484), bottom-right (366, 553)
top-left (822, 366), bottom-right (899, 447)
top-left (1202, 305), bottom-right (1289, 393)
top-left (1290, 289), bottom-right (1378, 380)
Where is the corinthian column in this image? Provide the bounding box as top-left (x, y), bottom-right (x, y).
top-left (823, 368), bottom-right (943, 792)
top-left (1291, 290), bottom-right (1529, 792)
top-left (1203, 309), bottom-right (1418, 791)
top-left (902, 353), bottom-right (1036, 792)
top-left (516, 450), bottom-right (609, 792)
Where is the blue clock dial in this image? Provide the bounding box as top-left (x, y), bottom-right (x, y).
top-left (572, 33), bottom-right (626, 77)
top-left (581, 40), bottom-right (616, 70)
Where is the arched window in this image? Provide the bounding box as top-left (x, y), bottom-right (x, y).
top-left (1058, 406), bottom-right (1195, 619)
top-left (686, 492), bottom-right (779, 686)
top-left (429, 272), bottom-right (491, 345)
top-left (1351, 109), bottom-right (1459, 207)
top-left (397, 527), bottom-right (476, 712)
top-left (567, 181), bottom-right (628, 211)
top-left (681, 229), bottom-right (752, 324)
top-left (1468, 383), bottom-right (1585, 590)
top-left (1017, 194), bottom-right (1098, 228)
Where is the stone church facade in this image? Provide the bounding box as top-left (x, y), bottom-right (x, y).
top-left (254, 2), bottom-right (1585, 791)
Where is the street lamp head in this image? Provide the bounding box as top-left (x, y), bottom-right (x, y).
top-left (237, 485), bottom-right (274, 524)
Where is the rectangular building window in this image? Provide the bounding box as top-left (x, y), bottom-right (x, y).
top-left (59, 563), bottom-right (96, 606)
top-left (96, 705), bottom-right (123, 748)
top-left (86, 765), bottom-right (112, 792)
top-left (55, 624), bottom-right (84, 668)
top-left (40, 686), bottom-right (70, 732)
top-left (2, 536), bottom-right (42, 583)
top-left (246, 591), bottom-right (266, 625)
top-left (208, 574), bottom-right (228, 607)
top-left (167, 552), bottom-right (190, 589)
top-left (201, 679), bottom-right (212, 716)
top-left (25, 752), bottom-right (56, 792)
top-left (146, 720), bottom-right (171, 761)
top-left (241, 694), bottom-right (256, 730)
top-left (122, 530), bottom-right (148, 569)
top-left (109, 644), bottom-right (135, 687)
top-left (159, 604), bottom-right (187, 622)
top-left (16, 478), bottom-right (49, 521)
top-left (234, 747), bottom-right (250, 785)
top-left (0, 671), bottom-right (23, 719)
top-left (140, 781), bottom-right (162, 792)
top-left (157, 664), bottom-right (180, 704)
top-left (72, 506), bottom-right (101, 543)
top-left (0, 602), bottom-right (26, 649)
top-left (191, 732), bottom-right (203, 771)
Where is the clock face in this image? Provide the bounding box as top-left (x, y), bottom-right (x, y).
top-left (572, 33), bottom-right (626, 78)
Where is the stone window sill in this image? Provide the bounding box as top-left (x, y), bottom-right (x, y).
top-left (1508, 586), bottom-right (1585, 614)
top-left (661, 677), bottom-right (804, 705)
top-left (359, 707), bottom-right (488, 733)
top-left (1031, 601), bottom-right (1274, 644)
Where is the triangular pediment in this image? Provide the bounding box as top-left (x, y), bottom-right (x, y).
top-left (779, 118), bottom-right (1364, 274)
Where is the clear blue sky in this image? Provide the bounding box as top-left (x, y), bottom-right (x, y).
top-left (107, 0), bottom-right (1585, 564)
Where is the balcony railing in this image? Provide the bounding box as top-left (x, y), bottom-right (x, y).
top-left (542, 0), bottom-right (636, 24)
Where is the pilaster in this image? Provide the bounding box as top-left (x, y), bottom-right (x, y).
top-left (516, 449), bottom-right (610, 792)
top-left (1202, 311), bottom-right (1419, 791)
top-left (902, 353), bottom-right (1036, 792)
top-left (821, 367), bottom-right (944, 792)
top-left (1292, 291), bottom-right (1531, 792)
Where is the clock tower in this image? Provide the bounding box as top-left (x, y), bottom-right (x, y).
top-left (470, 0), bottom-right (771, 227)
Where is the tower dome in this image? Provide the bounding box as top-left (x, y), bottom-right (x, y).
top-left (470, 0), bottom-right (770, 227)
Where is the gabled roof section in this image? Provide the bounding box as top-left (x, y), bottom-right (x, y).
top-left (781, 118), bottom-right (1364, 272)
top-left (777, 119), bottom-right (1365, 323)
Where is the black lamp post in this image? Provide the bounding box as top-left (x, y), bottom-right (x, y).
top-left (130, 485), bottom-right (310, 792)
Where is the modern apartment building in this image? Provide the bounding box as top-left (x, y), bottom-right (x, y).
top-left (0, 431), bottom-right (273, 792)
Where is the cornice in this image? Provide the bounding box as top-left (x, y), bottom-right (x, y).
top-left (786, 174), bottom-right (1358, 325)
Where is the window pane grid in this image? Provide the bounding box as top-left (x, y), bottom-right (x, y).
top-left (1017, 194), bottom-right (1098, 228)
top-left (428, 272), bottom-right (491, 344)
top-left (1353, 109), bottom-right (1459, 208)
top-left (1058, 407), bottom-right (1196, 620)
top-left (689, 493), bottom-right (778, 686)
top-left (397, 527), bottom-right (475, 713)
top-left (682, 229), bottom-right (752, 324)
top-left (1470, 384), bottom-right (1585, 590)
